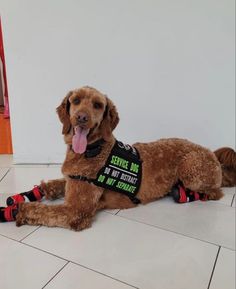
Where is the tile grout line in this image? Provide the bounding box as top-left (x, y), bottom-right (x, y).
top-left (115, 213), bottom-right (234, 250)
top-left (0, 226), bottom-right (231, 288)
top-left (205, 199), bottom-right (235, 208)
top-left (0, 233), bottom-right (70, 262)
top-left (0, 167), bottom-right (11, 182)
top-left (207, 246), bottom-right (221, 289)
top-left (20, 241), bottom-right (70, 262)
top-left (19, 226), bottom-right (42, 242)
top-left (1, 221), bottom-right (234, 257)
top-left (15, 223), bottom-right (232, 289)
top-left (231, 194), bottom-right (235, 207)
top-left (1, 209), bottom-right (234, 254)
top-left (0, 232), bottom-right (24, 243)
top-left (3, 209), bottom-right (232, 255)
top-left (69, 260), bottom-right (139, 289)
top-left (20, 241), bottom-right (139, 289)
top-left (19, 234), bottom-right (138, 289)
top-left (41, 261), bottom-right (69, 289)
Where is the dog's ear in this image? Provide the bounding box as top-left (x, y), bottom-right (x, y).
top-left (56, 91), bottom-right (72, 135)
top-left (100, 97), bottom-right (119, 141)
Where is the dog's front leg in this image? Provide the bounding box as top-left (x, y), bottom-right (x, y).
top-left (16, 180), bottom-right (103, 231)
top-left (16, 202), bottom-right (79, 230)
top-left (64, 180), bottom-right (104, 231)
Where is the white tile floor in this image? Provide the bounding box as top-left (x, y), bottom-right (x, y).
top-left (0, 155), bottom-right (235, 289)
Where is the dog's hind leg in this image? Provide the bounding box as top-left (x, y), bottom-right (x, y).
top-left (177, 150), bottom-right (223, 200)
top-left (40, 178), bottom-right (66, 200)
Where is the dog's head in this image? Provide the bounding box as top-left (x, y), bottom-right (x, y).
top-left (57, 86), bottom-right (119, 154)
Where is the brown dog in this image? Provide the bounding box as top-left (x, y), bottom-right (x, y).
top-left (16, 86), bottom-right (235, 230)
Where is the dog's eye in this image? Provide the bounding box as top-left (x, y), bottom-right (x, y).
top-left (73, 98), bottom-right (81, 105)
top-left (93, 102), bottom-right (103, 109)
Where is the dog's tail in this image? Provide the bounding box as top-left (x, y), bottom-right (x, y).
top-left (214, 147), bottom-right (236, 187)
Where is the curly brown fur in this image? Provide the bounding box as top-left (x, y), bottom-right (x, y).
top-left (214, 147), bottom-right (236, 187)
top-left (40, 178), bottom-right (66, 200)
top-left (16, 86), bottom-right (226, 231)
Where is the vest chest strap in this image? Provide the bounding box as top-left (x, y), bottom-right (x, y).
top-left (68, 140), bottom-right (142, 205)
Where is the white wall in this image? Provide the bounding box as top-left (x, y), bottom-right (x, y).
top-left (0, 0), bottom-right (235, 163)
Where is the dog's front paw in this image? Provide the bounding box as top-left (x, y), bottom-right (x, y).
top-left (69, 213), bottom-right (93, 231)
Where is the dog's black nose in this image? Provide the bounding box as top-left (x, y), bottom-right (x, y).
top-left (78, 112), bottom-right (89, 124)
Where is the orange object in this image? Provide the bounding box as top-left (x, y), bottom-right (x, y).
top-left (0, 17), bottom-right (12, 153)
top-left (0, 114), bottom-right (13, 154)
top-left (0, 18), bottom-right (10, 118)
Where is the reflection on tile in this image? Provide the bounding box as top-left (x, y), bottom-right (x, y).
top-left (14, 164), bottom-right (49, 168)
top-left (0, 167), bottom-right (63, 194)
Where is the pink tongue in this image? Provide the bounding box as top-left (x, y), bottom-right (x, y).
top-left (72, 127), bottom-right (89, 154)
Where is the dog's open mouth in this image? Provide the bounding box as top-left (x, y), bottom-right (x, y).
top-left (72, 126), bottom-right (90, 154)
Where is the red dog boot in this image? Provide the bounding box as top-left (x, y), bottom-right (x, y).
top-left (0, 205), bottom-right (18, 222)
top-left (6, 185), bottom-right (44, 206)
top-left (170, 181), bottom-right (208, 203)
